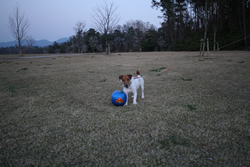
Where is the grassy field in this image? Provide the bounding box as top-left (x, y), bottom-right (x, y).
top-left (0, 51), bottom-right (249, 166)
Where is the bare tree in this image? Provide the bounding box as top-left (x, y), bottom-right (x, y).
top-left (242, 0), bottom-right (247, 48)
top-left (74, 21), bottom-right (86, 33)
top-left (202, 0), bottom-right (208, 56)
top-left (73, 21), bottom-right (86, 53)
top-left (9, 4), bottom-right (29, 56)
top-left (92, 1), bottom-right (120, 54)
top-left (89, 36), bottom-right (98, 53)
top-left (130, 20), bottom-right (156, 52)
top-left (212, 0), bottom-right (219, 51)
top-left (25, 35), bottom-right (35, 53)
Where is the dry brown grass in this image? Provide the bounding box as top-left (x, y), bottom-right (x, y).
top-left (0, 51), bottom-right (249, 166)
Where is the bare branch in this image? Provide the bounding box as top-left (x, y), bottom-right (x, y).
top-left (25, 35), bottom-right (35, 48)
top-left (73, 21), bottom-right (86, 53)
top-left (92, 1), bottom-right (120, 34)
top-left (73, 21), bottom-right (86, 33)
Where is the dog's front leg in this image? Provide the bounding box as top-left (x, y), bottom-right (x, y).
top-left (124, 91), bottom-right (128, 106)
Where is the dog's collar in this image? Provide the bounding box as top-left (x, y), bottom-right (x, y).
top-left (129, 81), bottom-right (132, 86)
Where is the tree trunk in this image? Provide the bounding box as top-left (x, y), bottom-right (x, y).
top-left (213, 25), bottom-right (217, 51)
top-left (202, 0), bottom-right (208, 56)
top-left (106, 40), bottom-right (108, 55)
top-left (238, 0), bottom-right (243, 34)
top-left (242, 0), bottom-right (247, 48)
top-left (212, 1), bottom-right (218, 52)
top-left (213, 31), bottom-right (216, 51)
top-left (178, 1), bottom-right (184, 40)
top-left (105, 31), bottom-right (110, 55)
top-left (78, 45), bottom-right (80, 53)
top-left (18, 39), bottom-right (22, 56)
top-left (195, 5), bottom-right (198, 30)
top-left (108, 43), bottom-right (110, 54)
top-left (139, 46), bottom-right (142, 52)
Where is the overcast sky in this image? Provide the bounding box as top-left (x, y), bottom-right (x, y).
top-left (0, 0), bottom-right (163, 42)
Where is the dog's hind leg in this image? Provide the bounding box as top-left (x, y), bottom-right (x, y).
top-left (141, 80), bottom-right (145, 99)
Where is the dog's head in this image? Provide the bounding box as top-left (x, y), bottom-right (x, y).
top-left (119, 74), bottom-right (132, 88)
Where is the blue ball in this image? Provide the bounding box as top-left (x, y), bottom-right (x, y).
top-left (111, 90), bottom-right (127, 106)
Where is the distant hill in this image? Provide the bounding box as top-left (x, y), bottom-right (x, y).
top-left (0, 37), bottom-right (69, 48)
top-left (55, 38), bottom-right (69, 44)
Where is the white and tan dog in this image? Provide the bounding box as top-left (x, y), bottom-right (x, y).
top-left (119, 70), bottom-right (144, 105)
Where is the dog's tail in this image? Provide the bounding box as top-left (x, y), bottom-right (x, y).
top-left (136, 70), bottom-right (140, 75)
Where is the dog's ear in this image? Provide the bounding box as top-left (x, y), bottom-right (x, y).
top-left (119, 75), bottom-right (123, 80)
top-left (127, 74), bottom-right (132, 79)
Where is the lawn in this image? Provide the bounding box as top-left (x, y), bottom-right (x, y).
top-left (0, 51), bottom-right (249, 166)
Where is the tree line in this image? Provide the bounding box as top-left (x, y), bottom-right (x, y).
top-left (2, 0), bottom-right (249, 55)
top-left (152, 0), bottom-right (250, 51)
top-left (1, 20), bottom-right (163, 54)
